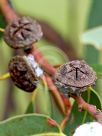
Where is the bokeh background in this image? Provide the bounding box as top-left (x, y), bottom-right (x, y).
top-left (0, 0), bottom-right (102, 120)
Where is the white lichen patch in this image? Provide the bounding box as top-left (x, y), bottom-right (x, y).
top-left (26, 54), bottom-right (43, 77)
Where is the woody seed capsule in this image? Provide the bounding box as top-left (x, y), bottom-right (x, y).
top-left (54, 60), bottom-right (97, 96)
top-left (9, 55), bottom-right (43, 92)
top-left (4, 16), bottom-right (43, 49)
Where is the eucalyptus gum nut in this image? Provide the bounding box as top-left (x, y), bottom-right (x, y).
top-left (54, 60), bottom-right (97, 96)
top-left (4, 16), bottom-right (43, 49)
top-left (9, 56), bottom-right (39, 92)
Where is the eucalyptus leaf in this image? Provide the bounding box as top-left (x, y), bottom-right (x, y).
top-left (0, 15), bottom-right (6, 38)
top-left (91, 64), bottom-right (102, 78)
top-left (81, 26), bottom-right (102, 50)
top-left (88, 0), bottom-right (102, 28)
top-left (64, 87), bottom-right (102, 136)
top-left (25, 102), bottom-right (34, 113)
top-left (68, 0), bottom-right (92, 56)
top-left (0, 114), bottom-right (65, 136)
top-left (31, 132), bottom-right (66, 136)
top-left (33, 80), bottom-right (51, 116)
top-left (50, 93), bottom-right (64, 124)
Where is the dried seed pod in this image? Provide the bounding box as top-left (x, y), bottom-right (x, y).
top-left (54, 60), bottom-right (97, 96)
top-left (4, 16), bottom-right (43, 49)
top-left (9, 55), bottom-right (43, 92)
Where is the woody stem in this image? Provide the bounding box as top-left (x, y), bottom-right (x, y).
top-left (71, 95), bottom-right (102, 124)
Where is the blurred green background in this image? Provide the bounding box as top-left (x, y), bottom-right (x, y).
top-left (0, 0), bottom-right (102, 121)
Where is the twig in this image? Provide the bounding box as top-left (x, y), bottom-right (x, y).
top-left (45, 74), bottom-right (72, 129)
top-left (0, 0), bottom-right (17, 22)
top-left (71, 95), bottom-right (102, 124)
top-left (31, 45), bottom-right (56, 76)
top-left (0, 73), bottom-right (10, 80)
top-left (45, 74), bottom-right (65, 114)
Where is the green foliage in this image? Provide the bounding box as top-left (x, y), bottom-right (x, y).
top-left (64, 88), bottom-right (102, 136)
top-left (0, 0), bottom-right (102, 136)
top-left (88, 0), bottom-right (102, 28)
top-left (0, 15), bottom-right (6, 38)
top-left (82, 27), bottom-right (102, 50)
top-left (33, 81), bottom-right (51, 116)
top-left (0, 114), bottom-right (65, 136)
top-left (92, 64), bottom-right (102, 78)
top-left (81, 26), bottom-right (102, 98)
top-left (26, 102), bottom-right (34, 113)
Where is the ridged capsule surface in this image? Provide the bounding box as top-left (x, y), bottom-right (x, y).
top-left (9, 56), bottom-right (39, 92)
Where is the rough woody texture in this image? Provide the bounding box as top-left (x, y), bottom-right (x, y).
top-left (4, 16), bottom-right (43, 49)
top-left (9, 56), bottom-right (39, 92)
top-left (54, 60), bottom-right (97, 95)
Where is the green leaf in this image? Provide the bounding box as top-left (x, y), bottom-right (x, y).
top-left (38, 45), bottom-right (68, 65)
top-left (88, 0), bottom-right (102, 28)
top-left (64, 87), bottom-right (102, 136)
top-left (33, 80), bottom-right (51, 116)
top-left (81, 26), bottom-right (102, 50)
top-left (50, 93), bottom-right (64, 124)
top-left (91, 64), bottom-right (102, 78)
top-left (32, 133), bottom-right (66, 136)
top-left (68, 0), bottom-right (92, 56)
top-left (0, 15), bottom-right (6, 38)
top-left (0, 114), bottom-right (65, 136)
top-left (25, 102), bottom-right (34, 113)
top-left (25, 87), bottom-right (65, 125)
top-left (88, 87), bottom-right (102, 109)
top-left (31, 133), bottom-right (65, 136)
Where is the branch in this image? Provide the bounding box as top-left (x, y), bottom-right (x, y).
top-left (72, 95), bottom-right (102, 124)
top-left (0, 0), bottom-right (17, 23)
top-left (31, 45), bottom-right (56, 76)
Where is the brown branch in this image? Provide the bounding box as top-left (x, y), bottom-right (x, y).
top-left (45, 74), bottom-right (65, 114)
top-left (0, 0), bottom-right (17, 23)
top-left (72, 95), bottom-right (102, 124)
top-left (31, 45), bottom-right (56, 76)
top-left (45, 74), bottom-right (72, 129)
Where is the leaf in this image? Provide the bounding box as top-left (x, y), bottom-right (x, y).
top-left (81, 27), bottom-right (102, 99)
top-left (38, 45), bottom-right (68, 65)
top-left (50, 93), bottom-right (64, 124)
top-left (0, 114), bottom-right (65, 136)
top-left (31, 132), bottom-right (66, 136)
top-left (88, 87), bottom-right (102, 109)
top-left (33, 80), bottom-right (52, 116)
top-left (0, 15), bottom-right (6, 38)
top-left (25, 102), bottom-right (34, 113)
top-left (88, 0), bottom-right (102, 28)
top-left (68, 0), bottom-right (92, 55)
top-left (91, 64), bottom-right (102, 78)
top-left (81, 26), bottom-right (102, 50)
top-left (64, 88), bottom-right (102, 136)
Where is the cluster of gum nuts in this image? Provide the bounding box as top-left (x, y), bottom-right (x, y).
top-left (3, 16), bottom-right (97, 96)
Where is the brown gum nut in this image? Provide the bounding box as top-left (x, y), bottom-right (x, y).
top-left (9, 55), bottom-right (39, 92)
top-left (54, 60), bottom-right (97, 96)
top-left (4, 16), bottom-right (43, 49)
